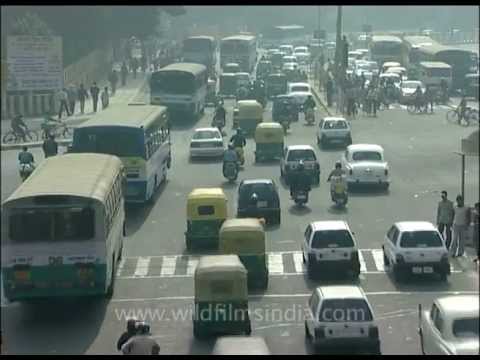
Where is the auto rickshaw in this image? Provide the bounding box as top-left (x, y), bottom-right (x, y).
top-left (206, 78), bottom-right (217, 106)
top-left (266, 73), bottom-right (287, 98)
top-left (219, 73), bottom-right (237, 97)
top-left (232, 100), bottom-right (263, 136)
top-left (272, 94), bottom-right (299, 123)
top-left (224, 63), bottom-right (240, 73)
top-left (254, 122), bottom-right (284, 162)
top-left (185, 188), bottom-right (228, 251)
top-left (219, 218), bottom-right (268, 290)
top-left (212, 336), bottom-right (271, 355)
top-left (193, 255), bottom-right (251, 338)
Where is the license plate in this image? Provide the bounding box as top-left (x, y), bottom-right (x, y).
top-left (334, 327), bottom-right (359, 337)
top-left (14, 271), bottom-right (30, 281)
top-left (412, 267), bottom-right (422, 274)
top-left (423, 266), bottom-right (433, 273)
top-left (258, 201), bottom-right (268, 208)
top-left (297, 194), bottom-right (307, 200)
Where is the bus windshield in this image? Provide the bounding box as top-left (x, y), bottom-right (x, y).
top-left (150, 71), bottom-right (195, 94)
top-left (9, 207), bottom-right (95, 243)
top-left (372, 43), bottom-right (402, 55)
top-left (73, 128), bottom-right (145, 158)
top-left (184, 39), bottom-right (212, 53)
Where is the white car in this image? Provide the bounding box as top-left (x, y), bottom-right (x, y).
top-left (282, 62), bottom-right (298, 72)
top-left (279, 44), bottom-right (294, 56)
top-left (386, 66), bottom-right (407, 80)
top-left (282, 55), bottom-right (298, 65)
top-left (189, 128), bottom-right (224, 158)
top-left (302, 221), bottom-right (361, 279)
top-left (280, 145), bottom-right (320, 185)
top-left (400, 80), bottom-right (426, 104)
top-left (341, 144), bottom-right (390, 189)
top-left (317, 117), bottom-right (352, 148)
top-left (381, 61), bottom-right (401, 73)
top-left (419, 295), bottom-right (479, 355)
top-left (294, 47), bottom-right (310, 64)
top-left (382, 221), bottom-right (450, 282)
top-left (305, 285), bottom-right (381, 353)
top-left (287, 82), bottom-right (312, 106)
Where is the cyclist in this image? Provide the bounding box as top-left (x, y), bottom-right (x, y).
top-left (413, 85), bottom-right (424, 113)
top-left (457, 95), bottom-right (467, 124)
top-left (11, 114), bottom-right (28, 142)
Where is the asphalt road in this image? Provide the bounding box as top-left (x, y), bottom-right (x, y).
top-left (1, 80), bottom-right (479, 355)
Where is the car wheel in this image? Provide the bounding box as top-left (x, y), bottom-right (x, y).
top-left (307, 261), bottom-right (315, 278)
top-left (186, 236), bottom-right (192, 251)
top-left (393, 267), bottom-right (405, 282)
top-left (305, 322), bottom-right (312, 339)
top-left (320, 138), bottom-right (326, 149)
top-left (382, 183), bottom-right (389, 191)
top-left (302, 252), bottom-right (306, 263)
top-left (316, 136), bottom-right (321, 145)
top-left (439, 272), bottom-right (448, 282)
top-left (314, 173), bottom-right (320, 185)
top-left (346, 136), bottom-right (352, 145)
top-left (419, 330), bottom-right (425, 355)
top-left (371, 342), bottom-right (381, 355)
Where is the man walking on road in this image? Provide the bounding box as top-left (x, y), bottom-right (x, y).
top-left (437, 190), bottom-right (455, 249)
top-left (121, 62), bottom-right (128, 87)
top-left (56, 88), bottom-right (71, 119)
top-left (78, 83), bottom-right (89, 115)
top-left (67, 84), bottom-right (77, 115)
top-left (450, 195), bottom-right (471, 257)
top-left (108, 69), bottom-right (119, 96)
top-left (90, 82), bottom-right (100, 113)
top-left (42, 134), bottom-right (58, 158)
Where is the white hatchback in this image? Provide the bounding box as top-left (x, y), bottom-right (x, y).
top-left (305, 285), bottom-right (381, 353)
top-left (190, 128), bottom-right (224, 159)
top-left (382, 221), bottom-right (450, 282)
top-left (317, 117), bottom-right (352, 148)
top-left (287, 82), bottom-right (312, 106)
top-left (341, 144), bottom-right (390, 189)
top-left (302, 221), bottom-right (361, 279)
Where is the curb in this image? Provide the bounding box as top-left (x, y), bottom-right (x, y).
top-left (1, 139), bottom-right (72, 151)
top-left (309, 80), bottom-right (333, 117)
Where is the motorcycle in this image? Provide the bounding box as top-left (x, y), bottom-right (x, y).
top-left (292, 188), bottom-right (309, 206)
top-left (330, 175), bottom-right (348, 207)
top-left (19, 163), bottom-right (35, 182)
top-left (279, 115), bottom-right (291, 134)
top-left (223, 161), bottom-right (238, 182)
top-left (305, 107), bottom-right (315, 125)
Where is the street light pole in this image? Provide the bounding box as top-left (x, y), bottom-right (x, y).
top-left (454, 151), bottom-right (466, 200)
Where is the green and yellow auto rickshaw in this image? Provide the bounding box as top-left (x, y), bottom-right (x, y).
top-left (193, 255), bottom-right (251, 339)
top-left (254, 122), bottom-right (284, 162)
top-left (233, 100), bottom-right (263, 136)
top-left (212, 336), bottom-right (271, 355)
top-left (185, 188), bottom-right (228, 251)
top-left (219, 218), bottom-right (268, 290)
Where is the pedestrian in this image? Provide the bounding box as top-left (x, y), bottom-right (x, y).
top-left (101, 86), bottom-right (109, 110)
top-left (450, 195), bottom-right (471, 257)
top-left (437, 190), bottom-right (455, 249)
top-left (424, 85), bottom-right (435, 113)
top-left (90, 82), bottom-right (100, 113)
top-left (67, 84), bottom-right (77, 115)
top-left (131, 58), bottom-right (138, 79)
top-left (78, 83), bottom-right (89, 115)
top-left (360, 72), bottom-right (366, 90)
top-left (42, 134), bottom-right (58, 158)
top-left (121, 322), bottom-right (160, 355)
top-left (56, 88), bottom-right (71, 119)
top-left (121, 62), bottom-right (128, 87)
top-left (117, 318), bottom-right (139, 352)
top-left (108, 69), bottom-right (119, 96)
top-left (472, 202), bottom-right (479, 263)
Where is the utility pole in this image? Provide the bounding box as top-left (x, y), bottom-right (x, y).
top-left (334, 5), bottom-right (344, 114)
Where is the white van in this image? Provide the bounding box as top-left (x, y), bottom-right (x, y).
top-left (417, 61), bottom-right (452, 89)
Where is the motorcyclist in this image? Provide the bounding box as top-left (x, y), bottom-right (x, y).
top-left (213, 101), bottom-right (226, 129)
top-left (121, 322), bottom-right (160, 355)
top-left (413, 85), bottom-right (424, 112)
top-left (41, 113), bottom-right (61, 138)
top-left (304, 95), bottom-right (316, 112)
top-left (289, 160), bottom-right (312, 199)
top-left (327, 161), bottom-right (347, 201)
top-left (229, 128), bottom-right (246, 164)
top-left (117, 318), bottom-right (139, 351)
top-left (18, 146), bottom-right (35, 180)
top-left (11, 114), bottom-right (28, 142)
top-left (223, 143), bottom-right (239, 176)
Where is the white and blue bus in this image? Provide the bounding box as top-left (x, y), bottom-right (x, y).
top-left (220, 35), bottom-right (257, 73)
top-left (1, 153), bottom-right (125, 301)
top-left (150, 63), bottom-right (207, 120)
top-left (71, 105), bottom-right (171, 203)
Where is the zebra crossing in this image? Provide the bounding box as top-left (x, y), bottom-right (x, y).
top-left (116, 249), bottom-right (462, 279)
top-left (381, 104), bottom-right (452, 111)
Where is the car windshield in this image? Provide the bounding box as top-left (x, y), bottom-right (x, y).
top-left (311, 230), bottom-right (354, 249)
top-left (193, 130), bottom-right (220, 140)
top-left (291, 86), bottom-right (309, 93)
top-left (319, 299), bottom-right (373, 322)
top-left (452, 317), bottom-right (480, 339)
top-left (400, 231), bottom-right (444, 248)
top-left (403, 82), bottom-right (421, 89)
top-left (351, 151), bottom-right (382, 161)
top-left (324, 120), bottom-right (347, 129)
top-left (287, 150), bottom-right (316, 161)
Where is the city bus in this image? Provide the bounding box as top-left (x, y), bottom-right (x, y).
top-left (1, 153), bottom-right (125, 301)
top-left (182, 36), bottom-right (216, 75)
top-left (71, 105), bottom-right (171, 203)
top-left (262, 25), bottom-right (306, 47)
top-left (149, 63), bottom-right (207, 119)
top-left (369, 35), bottom-right (408, 67)
top-left (220, 35), bottom-right (257, 73)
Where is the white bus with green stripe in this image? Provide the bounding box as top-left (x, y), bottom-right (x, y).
top-left (1, 153), bottom-right (125, 301)
top-left (71, 104), bottom-right (171, 203)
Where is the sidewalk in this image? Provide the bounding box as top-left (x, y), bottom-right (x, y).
top-left (1, 70), bottom-right (149, 150)
top-left (308, 76), bottom-right (334, 117)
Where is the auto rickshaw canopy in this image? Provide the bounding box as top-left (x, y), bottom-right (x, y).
top-left (194, 255), bottom-right (248, 301)
top-left (187, 188), bottom-right (227, 221)
top-left (212, 336), bottom-right (271, 355)
top-left (254, 122), bottom-right (284, 144)
top-left (236, 100), bottom-right (263, 120)
top-left (219, 218), bottom-right (266, 254)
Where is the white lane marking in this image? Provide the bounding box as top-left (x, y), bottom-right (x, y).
top-left (371, 249), bottom-right (385, 272)
top-left (293, 252), bottom-right (305, 273)
top-left (109, 290), bottom-right (480, 303)
top-left (186, 258), bottom-right (199, 276)
top-left (160, 256), bottom-right (177, 277)
top-left (268, 254), bottom-right (284, 274)
top-left (358, 251), bottom-right (367, 273)
top-left (133, 257), bottom-right (151, 277)
top-left (116, 258), bottom-right (126, 276)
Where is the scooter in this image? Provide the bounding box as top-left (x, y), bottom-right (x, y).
top-left (279, 115), bottom-right (291, 134)
top-left (19, 163), bottom-right (35, 182)
top-left (223, 161), bottom-right (238, 182)
top-left (234, 146), bottom-right (245, 166)
top-left (305, 107), bottom-right (315, 125)
top-left (292, 188), bottom-right (309, 206)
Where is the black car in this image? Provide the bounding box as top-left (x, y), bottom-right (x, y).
top-left (237, 179), bottom-right (281, 225)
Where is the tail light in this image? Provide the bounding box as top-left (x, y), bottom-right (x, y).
top-left (76, 263), bottom-right (95, 280)
top-left (315, 326), bottom-right (326, 339)
top-left (396, 254), bottom-right (404, 263)
top-left (384, 169), bottom-right (389, 176)
top-left (369, 325), bottom-right (379, 338)
top-left (13, 265), bottom-right (31, 283)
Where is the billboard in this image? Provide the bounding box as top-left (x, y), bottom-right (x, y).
top-left (7, 36), bottom-right (63, 91)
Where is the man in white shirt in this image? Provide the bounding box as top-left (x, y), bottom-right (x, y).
top-left (121, 322), bottom-right (160, 355)
top-left (450, 195), bottom-right (471, 257)
top-left (56, 88), bottom-right (71, 119)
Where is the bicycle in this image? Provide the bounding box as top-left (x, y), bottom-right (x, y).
top-left (446, 107), bottom-right (479, 127)
top-left (2, 128), bottom-right (39, 144)
top-left (407, 103), bottom-right (428, 115)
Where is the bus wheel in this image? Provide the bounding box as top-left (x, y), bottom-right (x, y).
top-left (106, 257), bottom-right (115, 298)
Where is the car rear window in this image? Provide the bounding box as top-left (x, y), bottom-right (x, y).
top-left (352, 151), bottom-right (382, 161)
top-left (287, 150), bottom-right (316, 161)
top-left (240, 183), bottom-right (275, 199)
top-left (319, 299), bottom-right (373, 322)
top-left (193, 130), bottom-right (220, 140)
top-left (399, 231), bottom-right (444, 248)
top-left (311, 230), bottom-right (354, 249)
top-left (324, 121), bottom-right (347, 129)
top-left (452, 317), bottom-right (479, 338)
top-left (291, 86), bottom-right (309, 93)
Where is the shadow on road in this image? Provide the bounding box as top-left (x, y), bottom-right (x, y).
top-left (288, 205), bottom-right (312, 216)
top-left (348, 185), bottom-right (390, 197)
